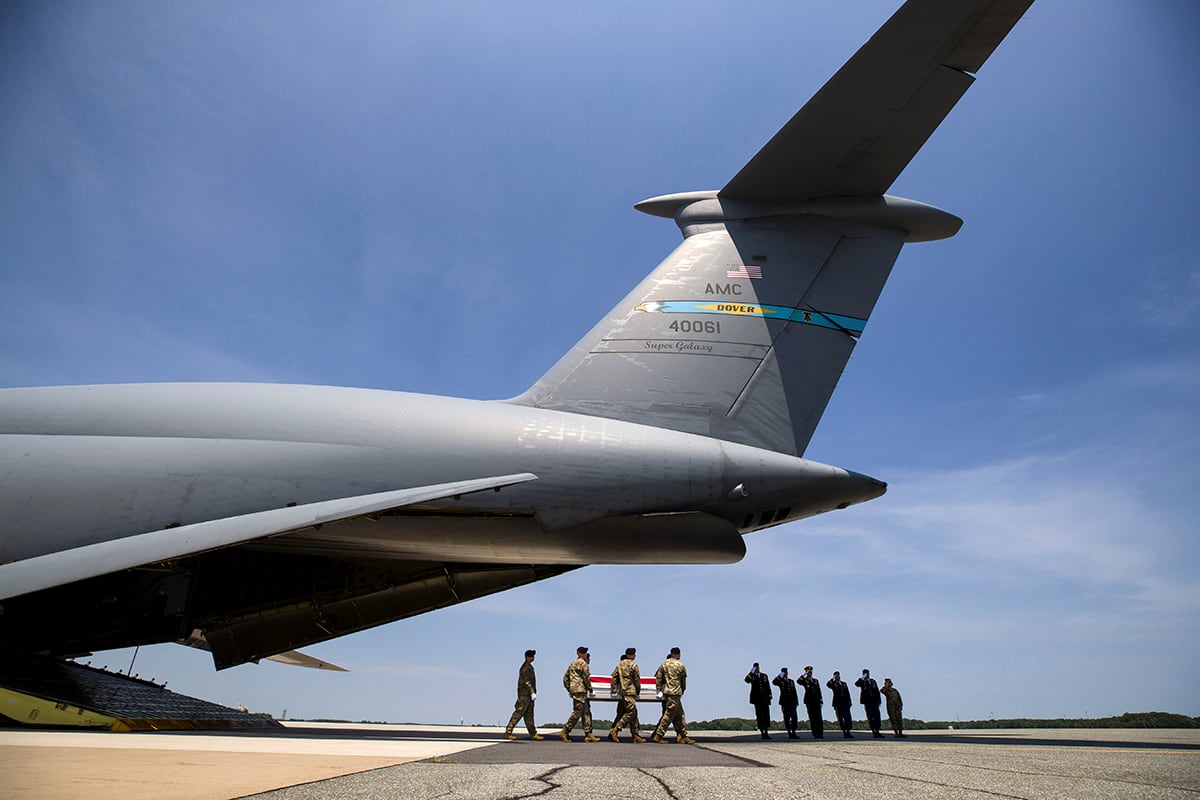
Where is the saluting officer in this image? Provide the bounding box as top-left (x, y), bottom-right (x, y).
top-left (855, 668), bottom-right (884, 738)
top-left (827, 670), bottom-right (854, 738)
top-left (745, 662), bottom-right (772, 739)
top-left (881, 677), bottom-right (906, 738)
top-left (772, 667), bottom-right (800, 739)
top-left (798, 665), bottom-right (824, 738)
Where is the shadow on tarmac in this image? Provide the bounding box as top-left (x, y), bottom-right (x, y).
top-left (712, 730), bottom-right (1200, 751)
top-left (905, 731), bottom-right (1200, 751)
top-left (169, 724), bottom-right (1200, 753)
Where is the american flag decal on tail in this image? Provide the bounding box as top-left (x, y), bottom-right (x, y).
top-left (726, 265), bottom-right (763, 279)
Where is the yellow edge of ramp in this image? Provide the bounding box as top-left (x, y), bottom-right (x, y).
top-left (0, 687), bottom-right (118, 729)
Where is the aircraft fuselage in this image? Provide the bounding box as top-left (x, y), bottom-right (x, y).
top-left (0, 383), bottom-right (884, 568)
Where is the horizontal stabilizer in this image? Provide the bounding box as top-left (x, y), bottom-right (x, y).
top-left (0, 473), bottom-right (538, 601)
top-left (721, 0), bottom-right (1033, 203)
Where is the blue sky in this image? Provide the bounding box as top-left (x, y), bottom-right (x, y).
top-left (2, 0), bottom-right (1198, 725)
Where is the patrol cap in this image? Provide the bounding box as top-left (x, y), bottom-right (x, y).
top-left (624, 647), bottom-right (636, 657)
top-left (669, 646), bottom-right (681, 655)
top-left (524, 649), bottom-right (536, 657)
top-left (577, 646), bottom-right (588, 655)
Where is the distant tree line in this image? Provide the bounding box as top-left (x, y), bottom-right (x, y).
top-left (288, 711), bottom-right (1200, 729)
top-left (685, 711), bottom-right (1200, 731)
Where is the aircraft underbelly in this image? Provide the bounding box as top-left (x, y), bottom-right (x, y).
top-left (251, 511), bottom-right (746, 565)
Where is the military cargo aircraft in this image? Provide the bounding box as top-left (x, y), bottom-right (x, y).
top-left (0, 0), bottom-right (1032, 671)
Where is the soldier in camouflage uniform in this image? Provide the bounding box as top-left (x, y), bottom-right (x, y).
top-left (560, 646), bottom-right (599, 742)
top-left (881, 678), bottom-right (906, 738)
top-left (609, 647), bottom-right (645, 743)
top-left (504, 649), bottom-right (543, 740)
top-left (611, 653), bottom-right (630, 728)
top-left (651, 647), bottom-right (695, 744)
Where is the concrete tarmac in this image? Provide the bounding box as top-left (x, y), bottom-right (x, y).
top-left (2, 723), bottom-right (1198, 800)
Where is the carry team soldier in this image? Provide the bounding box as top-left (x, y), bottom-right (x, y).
top-left (560, 646), bottom-right (599, 742)
top-left (504, 649), bottom-right (544, 740)
top-left (609, 647), bottom-right (645, 742)
top-left (651, 647), bottom-right (695, 744)
top-left (610, 653), bottom-right (630, 731)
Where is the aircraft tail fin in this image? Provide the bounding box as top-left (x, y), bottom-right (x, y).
top-left (510, 0), bottom-right (1030, 456)
top-left (511, 196), bottom-right (953, 456)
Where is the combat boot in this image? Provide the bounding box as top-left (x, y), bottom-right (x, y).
top-left (559, 729), bottom-right (572, 742)
top-left (633, 734), bottom-right (647, 743)
top-left (651, 733), bottom-right (669, 744)
top-left (530, 734), bottom-right (544, 740)
top-left (584, 734), bottom-right (600, 742)
top-left (607, 728), bottom-right (619, 743)
top-left (503, 731), bottom-right (516, 741)
top-left (679, 736), bottom-right (696, 744)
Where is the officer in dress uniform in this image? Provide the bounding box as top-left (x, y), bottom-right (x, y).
top-left (798, 665), bottom-right (824, 738)
top-left (745, 662), bottom-right (773, 739)
top-left (827, 670), bottom-right (855, 738)
top-left (772, 667), bottom-right (800, 738)
top-left (855, 668), bottom-right (884, 738)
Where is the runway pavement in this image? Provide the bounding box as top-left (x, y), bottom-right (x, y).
top-left (2, 723), bottom-right (1198, 800)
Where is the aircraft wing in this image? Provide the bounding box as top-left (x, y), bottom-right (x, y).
top-left (265, 650), bottom-right (349, 671)
top-left (0, 473), bottom-right (538, 602)
top-left (178, 628), bottom-right (350, 671)
top-left (720, 0), bottom-right (1033, 203)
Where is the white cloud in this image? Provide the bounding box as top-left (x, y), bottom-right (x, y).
top-left (1137, 250), bottom-right (1200, 330)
